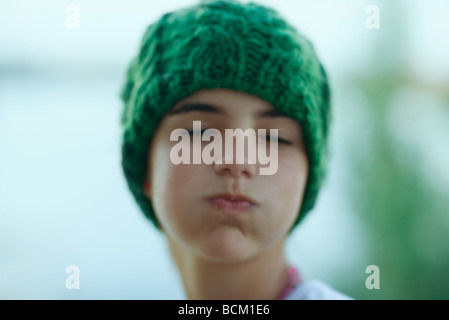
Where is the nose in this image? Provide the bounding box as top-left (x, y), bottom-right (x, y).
top-left (214, 154), bottom-right (258, 178)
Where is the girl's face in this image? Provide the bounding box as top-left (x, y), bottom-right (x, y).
top-left (144, 88), bottom-right (308, 263)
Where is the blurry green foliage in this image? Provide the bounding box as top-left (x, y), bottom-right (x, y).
top-left (346, 73), bottom-right (449, 299)
top-left (337, 2), bottom-right (449, 298)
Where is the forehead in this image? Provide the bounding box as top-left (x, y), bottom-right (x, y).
top-left (169, 88), bottom-right (288, 118)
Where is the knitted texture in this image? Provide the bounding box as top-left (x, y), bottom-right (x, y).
top-left (120, 0), bottom-right (331, 231)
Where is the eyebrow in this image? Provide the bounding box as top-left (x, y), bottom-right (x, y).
top-left (167, 103), bottom-right (290, 118)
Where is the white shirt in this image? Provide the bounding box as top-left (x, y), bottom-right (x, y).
top-left (284, 279), bottom-right (352, 300)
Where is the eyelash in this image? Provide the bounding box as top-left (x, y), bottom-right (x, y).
top-left (186, 129), bottom-right (292, 145)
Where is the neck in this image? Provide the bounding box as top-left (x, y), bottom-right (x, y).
top-left (167, 236), bottom-right (290, 300)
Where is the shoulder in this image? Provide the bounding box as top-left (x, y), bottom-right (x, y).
top-left (284, 279), bottom-right (353, 300)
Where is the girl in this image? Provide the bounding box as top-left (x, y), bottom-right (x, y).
top-left (120, 0), bottom-right (351, 300)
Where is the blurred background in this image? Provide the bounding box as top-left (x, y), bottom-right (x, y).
top-left (1, 0), bottom-right (448, 299)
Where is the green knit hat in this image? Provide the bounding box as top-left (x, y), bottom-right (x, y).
top-left (120, 0), bottom-right (331, 231)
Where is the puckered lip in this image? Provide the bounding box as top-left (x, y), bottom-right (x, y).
top-left (204, 193), bottom-right (259, 207)
top-left (205, 193), bottom-right (259, 206)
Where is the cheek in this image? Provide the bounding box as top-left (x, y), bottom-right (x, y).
top-left (265, 151), bottom-right (308, 227)
top-left (278, 153), bottom-right (308, 198)
top-left (149, 142), bottom-right (206, 232)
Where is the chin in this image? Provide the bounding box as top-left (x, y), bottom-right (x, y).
top-left (197, 225), bottom-right (257, 263)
